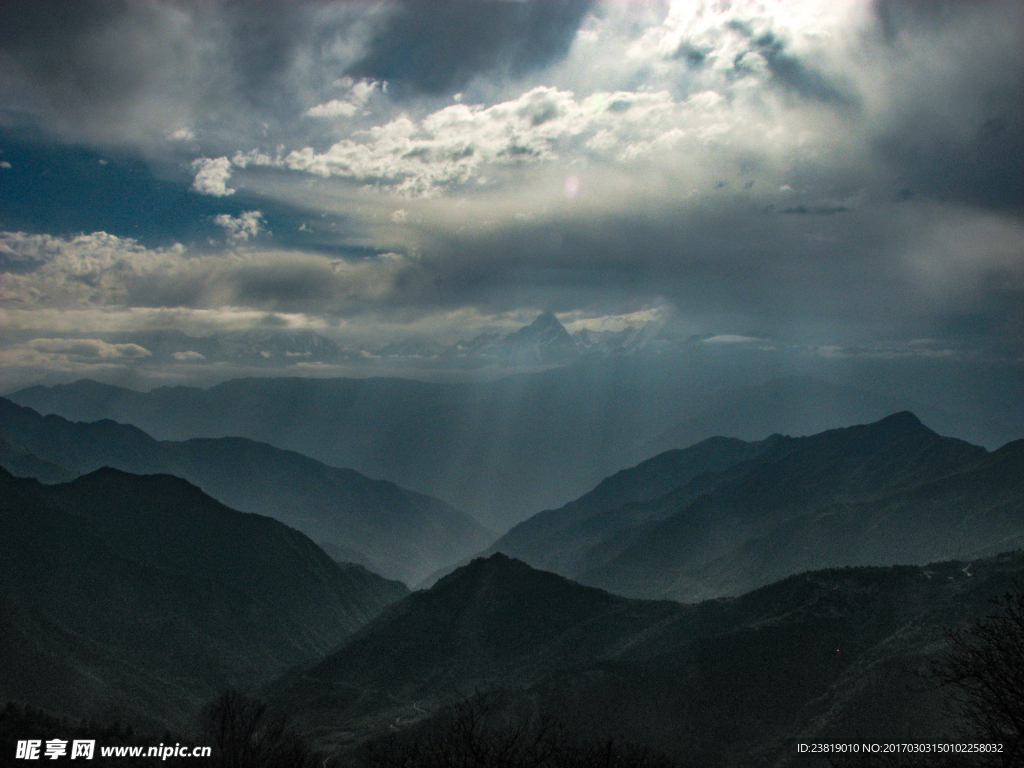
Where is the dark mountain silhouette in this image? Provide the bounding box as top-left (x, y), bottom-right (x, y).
top-left (283, 554), bottom-right (679, 700)
top-left (268, 552), bottom-right (682, 747)
top-left (10, 367), bottom-right (975, 530)
top-left (581, 414), bottom-right (1021, 601)
top-left (0, 396), bottom-right (492, 584)
top-left (271, 551), bottom-right (1024, 766)
top-left (0, 466), bottom-right (407, 732)
top-left (490, 413), bottom-right (1023, 601)
top-left (642, 436), bottom-right (1024, 601)
top-left (640, 375), bottom-right (915, 456)
top-left (485, 434), bottom-right (771, 578)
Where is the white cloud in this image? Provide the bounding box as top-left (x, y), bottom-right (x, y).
top-left (27, 338), bottom-right (152, 359)
top-left (306, 100), bottom-right (360, 119)
top-left (214, 211), bottom-right (266, 242)
top-left (306, 78), bottom-right (380, 118)
top-left (701, 335), bottom-right (766, 345)
top-left (0, 306), bottom-right (322, 336)
top-left (172, 350), bottom-right (206, 361)
top-left (234, 84), bottom-right (792, 197)
top-left (190, 157), bottom-right (235, 197)
top-left (1, 231), bottom-right (189, 308)
top-left (212, 0), bottom-right (889, 205)
top-left (559, 305), bottom-right (672, 334)
top-left (634, 0), bottom-right (861, 65)
top-left (0, 230), bottom-right (422, 314)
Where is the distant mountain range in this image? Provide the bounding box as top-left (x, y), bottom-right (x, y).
top-left (442, 310), bottom-right (658, 367)
top-left (39, 313), bottom-right (660, 371)
top-left (0, 466), bottom-right (407, 732)
top-left (272, 550), bottom-right (1024, 765)
top-left (0, 397), bottom-right (491, 584)
top-left (490, 412), bottom-right (1024, 601)
top-left (10, 369), bottom-right (966, 530)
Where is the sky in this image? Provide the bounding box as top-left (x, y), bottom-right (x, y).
top-left (0, 0), bottom-right (1021, 390)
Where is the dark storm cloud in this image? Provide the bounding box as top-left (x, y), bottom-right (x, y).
top-left (0, 1), bottom-right (372, 146)
top-left (870, 0), bottom-right (1024, 213)
top-left (1, 1), bottom-right (192, 136)
top-left (876, 108), bottom-right (1024, 214)
top-left (223, 3), bottom-right (311, 104)
top-left (232, 261), bottom-right (341, 305)
top-left (390, 181), bottom-right (1022, 353)
top-left (709, 22), bottom-right (856, 109)
top-left (872, 0), bottom-right (995, 41)
top-left (408, 200), bottom-right (882, 321)
top-left (0, 0), bottom-right (596, 145)
top-left (778, 205), bottom-right (849, 216)
top-left (347, 0), bottom-right (594, 96)
top-left (0, 2), bottom-right (130, 68)
top-left (0, 1), bottom-right (154, 129)
top-left (749, 31), bottom-right (857, 109)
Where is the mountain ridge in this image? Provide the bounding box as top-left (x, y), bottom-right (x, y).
top-left (488, 411), bottom-right (1018, 602)
top-left (0, 395), bottom-right (492, 584)
top-left (270, 550), bottom-right (1024, 765)
top-left (13, 369), bottom-right (996, 530)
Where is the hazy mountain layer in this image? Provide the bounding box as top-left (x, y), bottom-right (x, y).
top-left (8, 367), bottom-right (958, 529)
top-left (0, 434), bottom-right (74, 484)
top-left (639, 374), bottom-right (935, 457)
top-left (492, 413), bottom-right (1023, 601)
top-left (272, 551), bottom-right (1024, 766)
top-left (0, 466), bottom-right (407, 731)
top-left (0, 397), bottom-right (492, 584)
top-left (582, 414), bottom-right (1022, 601)
top-left (486, 435), bottom-right (772, 577)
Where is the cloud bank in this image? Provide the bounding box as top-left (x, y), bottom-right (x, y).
top-left (0, 0), bottom-right (1020, 385)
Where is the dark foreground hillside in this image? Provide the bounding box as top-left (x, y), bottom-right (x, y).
top-left (272, 552), bottom-right (1024, 767)
top-left (0, 467), bottom-right (407, 732)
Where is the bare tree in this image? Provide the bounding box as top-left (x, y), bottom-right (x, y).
top-left (198, 690), bottom-right (320, 768)
top-left (357, 692), bottom-right (686, 768)
top-left (360, 693), bottom-right (558, 768)
top-left (931, 585), bottom-right (1024, 768)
